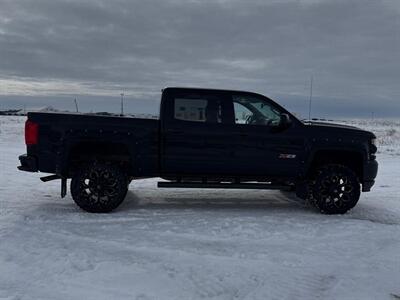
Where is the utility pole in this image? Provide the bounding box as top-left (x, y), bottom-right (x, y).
top-left (308, 75), bottom-right (313, 121)
top-left (120, 92), bottom-right (124, 116)
top-left (74, 98), bottom-right (79, 113)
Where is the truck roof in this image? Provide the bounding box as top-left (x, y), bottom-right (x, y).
top-left (163, 86), bottom-right (256, 94)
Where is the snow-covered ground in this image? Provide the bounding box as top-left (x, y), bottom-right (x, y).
top-left (0, 116), bottom-right (399, 300)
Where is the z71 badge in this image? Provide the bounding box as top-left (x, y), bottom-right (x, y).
top-left (279, 154), bottom-right (296, 159)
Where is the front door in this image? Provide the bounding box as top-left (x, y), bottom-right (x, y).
top-left (227, 92), bottom-right (305, 178)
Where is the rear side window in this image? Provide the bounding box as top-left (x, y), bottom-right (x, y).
top-left (174, 97), bottom-right (222, 123)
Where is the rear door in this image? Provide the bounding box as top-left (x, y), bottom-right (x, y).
top-left (161, 89), bottom-right (234, 176)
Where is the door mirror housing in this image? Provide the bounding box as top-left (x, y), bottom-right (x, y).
top-left (279, 113), bottom-right (292, 128)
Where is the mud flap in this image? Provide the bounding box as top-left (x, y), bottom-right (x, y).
top-left (295, 180), bottom-right (309, 200)
top-left (61, 177), bottom-right (67, 198)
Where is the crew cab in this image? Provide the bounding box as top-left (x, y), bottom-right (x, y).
top-left (18, 87), bottom-right (378, 214)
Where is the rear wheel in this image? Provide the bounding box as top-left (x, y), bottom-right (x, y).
top-left (309, 164), bottom-right (360, 214)
top-left (71, 162), bottom-right (128, 213)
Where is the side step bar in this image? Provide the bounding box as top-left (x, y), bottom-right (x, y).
top-left (157, 181), bottom-right (290, 190)
top-left (40, 175), bottom-right (61, 182)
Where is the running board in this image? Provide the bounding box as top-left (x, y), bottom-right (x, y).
top-left (40, 175), bottom-right (61, 182)
top-left (157, 182), bottom-right (290, 190)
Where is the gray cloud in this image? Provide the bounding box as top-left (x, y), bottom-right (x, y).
top-left (0, 0), bottom-right (399, 117)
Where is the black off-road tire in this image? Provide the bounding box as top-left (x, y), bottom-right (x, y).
top-left (309, 164), bottom-right (361, 214)
top-left (71, 162), bottom-right (128, 213)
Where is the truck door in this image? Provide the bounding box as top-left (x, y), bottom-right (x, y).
top-left (161, 89), bottom-right (234, 176)
top-left (226, 92), bottom-right (305, 178)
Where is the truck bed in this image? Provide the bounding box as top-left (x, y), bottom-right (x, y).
top-left (26, 112), bottom-right (160, 176)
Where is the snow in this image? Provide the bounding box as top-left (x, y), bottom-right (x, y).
top-left (1, 116), bottom-right (400, 299)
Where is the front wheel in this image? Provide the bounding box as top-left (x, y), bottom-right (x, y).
top-left (309, 164), bottom-right (360, 214)
top-left (71, 162), bottom-right (128, 213)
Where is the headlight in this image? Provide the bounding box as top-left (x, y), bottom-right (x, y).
top-left (370, 138), bottom-right (377, 157)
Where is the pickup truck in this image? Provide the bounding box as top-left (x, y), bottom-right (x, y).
top-left (18, 87), bottom-right (378, 214)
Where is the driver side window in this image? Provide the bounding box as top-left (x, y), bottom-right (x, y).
top-left (233, 94), bottom-right (282, 126)
top-left (234, 102), bottom-right (253, 124)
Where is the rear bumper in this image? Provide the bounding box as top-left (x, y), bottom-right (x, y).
top-left (18, 154), bottom-right (38, 172)
top-left (362, 159), bottom-right (378, 192)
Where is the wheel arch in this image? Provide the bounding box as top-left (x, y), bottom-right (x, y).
top-left (307, 149), bottom-right (364, 180)
top-left (67, 141), bottom-right (133, 176)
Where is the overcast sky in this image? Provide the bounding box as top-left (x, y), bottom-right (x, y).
top-left (0, 0), bottom-right (399, 118)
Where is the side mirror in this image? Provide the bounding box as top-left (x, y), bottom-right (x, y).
top-left (279, 113), bottom-right (292, 128)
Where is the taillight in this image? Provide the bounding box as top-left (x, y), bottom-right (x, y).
top-left (25, 120), bottom-right (39, 145)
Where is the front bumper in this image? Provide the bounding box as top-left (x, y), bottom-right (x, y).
top-left (18, 154), bottom-right (38, 172)
top-left (362, 159), bottom-right (378, 192)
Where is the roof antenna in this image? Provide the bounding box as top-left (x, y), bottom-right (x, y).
top-left (74, 98), bottom-right (79, 113)
top-left (308, 75), bottom-right (313, 122)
